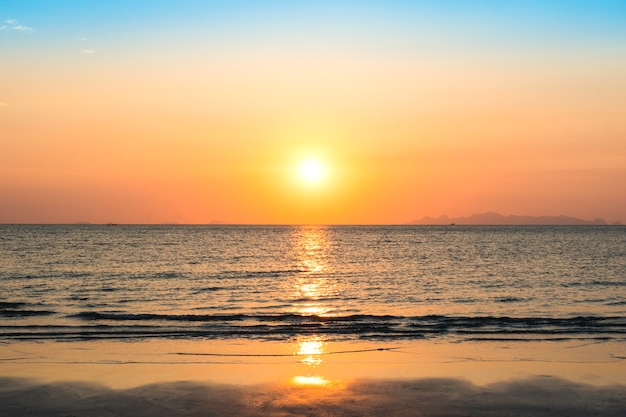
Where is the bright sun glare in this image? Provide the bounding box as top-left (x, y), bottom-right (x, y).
top-left (299, 158), bottom-right (325, 184)
top-left (292, 375), bottom-right (329, 386)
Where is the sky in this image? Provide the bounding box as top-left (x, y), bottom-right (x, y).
top-left (1, 1), bottom-right (625, 224)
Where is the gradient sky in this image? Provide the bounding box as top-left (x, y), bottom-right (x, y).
top-left (2, 1), bottom-right (625, 224)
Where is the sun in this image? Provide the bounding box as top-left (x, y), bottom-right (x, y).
top-left (298, 158), bottom-right (325, 184)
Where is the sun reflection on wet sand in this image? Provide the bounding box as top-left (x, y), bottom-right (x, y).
top-left (291, 375), bottom-right (330, 386)
top-left (296, 336), bottom-right (325, 365)
top-left (291, 335), bottom-right (331, 385)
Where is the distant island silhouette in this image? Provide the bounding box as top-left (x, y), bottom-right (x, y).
top-left (410, 212), bottom-right (623, 226)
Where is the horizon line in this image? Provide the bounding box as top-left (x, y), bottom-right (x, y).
top-left (1, 223), bottom-right (623, 227)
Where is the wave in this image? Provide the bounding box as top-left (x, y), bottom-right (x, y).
top-left (0, 302), bottom-right (26, 309)
top-left (1, 312), bottom-right (625, 342)
top-left (191, 286), bottom-right (229, 294)
top-left (562, 280), bottom-right (626, 288)
top-left (0, 301), bottom-right (55, 318)
top-left (494, 296), bottom-right (527, 303)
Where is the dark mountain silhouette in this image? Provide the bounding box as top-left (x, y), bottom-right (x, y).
top-left (410, 212), bottom-right (620, 225)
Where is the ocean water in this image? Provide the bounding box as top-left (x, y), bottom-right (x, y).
top-left (1, 224), bottom-right (625, 343)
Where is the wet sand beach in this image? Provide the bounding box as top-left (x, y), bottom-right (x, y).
top-left (3, 375), bottom-right (626, 417)
top-left (2, 338), bottom-right (625, 416)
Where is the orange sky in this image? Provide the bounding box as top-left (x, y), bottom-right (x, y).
top-left (1, 2), bottom-right (625, 224)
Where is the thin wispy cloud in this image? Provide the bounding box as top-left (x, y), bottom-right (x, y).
top-left (0, 102), bottom-right (8, 107)
top-left (13, 24), bottom-right (34, 32)
top-left (3, 18), bottom-right (34, 33)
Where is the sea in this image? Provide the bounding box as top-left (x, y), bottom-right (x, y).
top-left (1, 224), bottom-right (625, 344)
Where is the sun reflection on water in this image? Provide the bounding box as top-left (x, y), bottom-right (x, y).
top-left (291, 226), bottom-right (336, 317)
top-left (290, 226), bottom-right (336, 386)
top-left (299, 282), bottom-right (321, 298)
top-left (295, 226), bottom-right (329, 275)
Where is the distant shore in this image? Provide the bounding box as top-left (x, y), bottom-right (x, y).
top-left (410, 212), bottom-right (624, 226)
